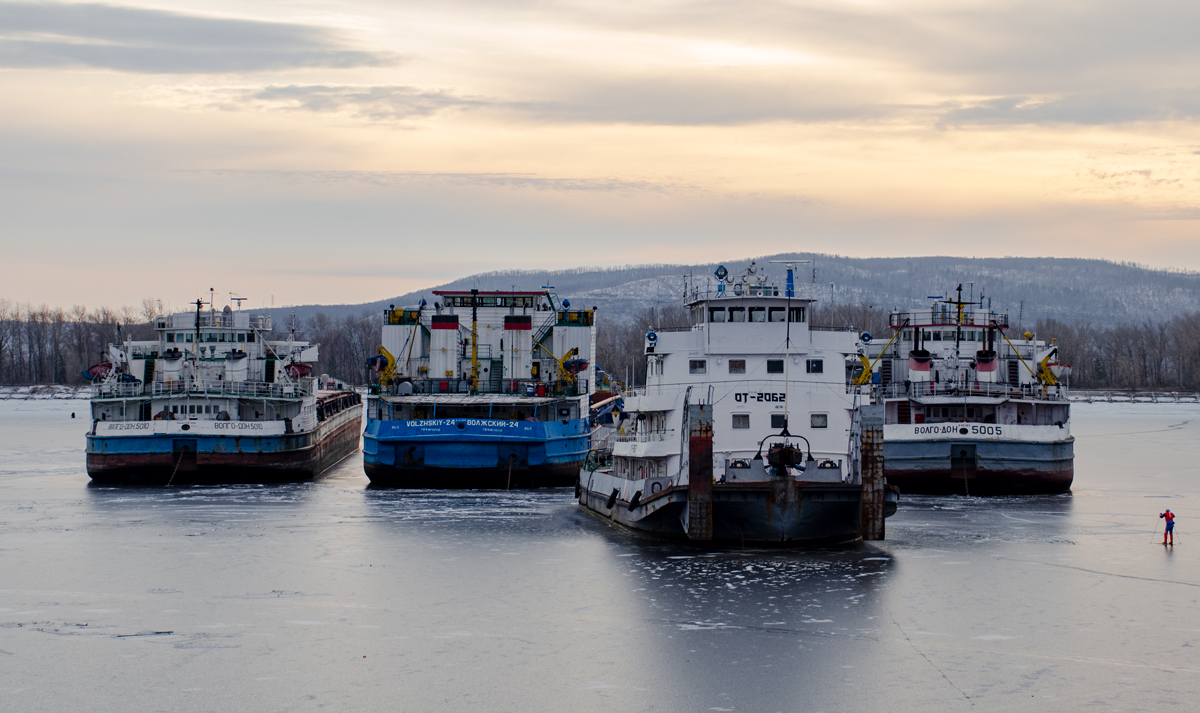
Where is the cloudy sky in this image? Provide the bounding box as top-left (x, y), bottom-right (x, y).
top-left (2, 0), bottom-right (1198, 309)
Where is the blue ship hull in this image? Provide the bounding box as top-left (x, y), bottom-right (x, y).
top-left (86, 412), bottom-right (362, 485)
top-left (363, 416), bottom-right (590, 488)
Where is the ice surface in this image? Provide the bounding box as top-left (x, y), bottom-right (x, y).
top-left (0, 401), bottom-right (1197, 711)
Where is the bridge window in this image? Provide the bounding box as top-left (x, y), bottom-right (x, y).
top-left (749, 307), bottom-right (766, 322)
top-left (689, 360), bottom-right (707, 375)
top-left (806, 359), bottom-right (823, 374)
top-left (789, 307), bottom-right (806, 323)
top-left (767, 359), bottom-right (784, 374)
top-left (166, 333), bottom-right (175, 343)
top-left (732, 414), bottom-right (750, 429)
top-left (709, 308), bottom-right (726, 322)
top-left (771, 414), bottom-right (787, 429)
top-left (810, 413), bottom-right (828, 428)
top-left (768, 308), bottom-right (785, 322)
top-left (729, 307), bottom-right (746, 322)
top-left (728, 359), bottom-right (746, 374)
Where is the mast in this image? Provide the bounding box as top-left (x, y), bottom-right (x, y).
top-left (194, 298), bottom-right (203, 360)
top-left (769, 259), bottom-right (811, 434)
top-left (954, 283), bottom-right (963, 353)
top-left (470, 288), bottom-right (480, 392)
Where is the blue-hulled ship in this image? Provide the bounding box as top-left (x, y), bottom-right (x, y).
top-left (86, 297), bottom-right (361, 485)
top-left (363, 289), bottom-right (595, 488)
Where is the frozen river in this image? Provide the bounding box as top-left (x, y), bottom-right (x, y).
top-left (1, 400), bottom-right (1197, 712)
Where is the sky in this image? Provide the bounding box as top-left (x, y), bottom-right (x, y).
top-left (1, 0), bottom-right (1199, 310)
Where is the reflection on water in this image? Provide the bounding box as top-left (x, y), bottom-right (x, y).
top-left (0, 400), bottom-right (1198, 711)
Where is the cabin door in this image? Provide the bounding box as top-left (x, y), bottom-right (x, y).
top-left (950, 443), bottom-right (977, 479)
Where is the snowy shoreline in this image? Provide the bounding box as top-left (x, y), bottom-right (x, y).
top-left (0, 385), bottom-right (91, 400)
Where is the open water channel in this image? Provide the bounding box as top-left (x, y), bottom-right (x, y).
top-left (1, 400), bottom-right (1198, 712)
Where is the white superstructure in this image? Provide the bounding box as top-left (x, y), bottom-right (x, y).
top-left (614, 262), bottom-right (862, 487)
top-left (578, 263), bottom-right (881, 545)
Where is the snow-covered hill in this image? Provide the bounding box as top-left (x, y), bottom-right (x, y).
top-left (266, 254), bottom-right (1200, 326)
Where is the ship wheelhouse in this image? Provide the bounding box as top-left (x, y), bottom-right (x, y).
top-left (86, 305), bottom-right (335, 434)
top-left (614, 263), bottom-right (865, 487)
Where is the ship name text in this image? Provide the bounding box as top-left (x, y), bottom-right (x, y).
top-left (913, 424), bottom-right (1004, 436)
top-left (734, 392), bottom-right (787, 403)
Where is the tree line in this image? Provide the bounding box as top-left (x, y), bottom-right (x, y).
top-left (0, 299), bottom-right (383, 387)
top-left (4, 298), bottom-right (1200, 392)
top-left (593, 304), bottom-right (1200, 392)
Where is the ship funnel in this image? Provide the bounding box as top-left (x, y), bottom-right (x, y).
top-left (975, 326), bottom-right (998, 382)
top-left (909, 326), bottom-right (931, 382)
top-left (503, 315), bottom-right (533, 384)
top-left (224, 349), bottom-right (249, 382)
top-left (430, 315), bottom-right (460, 379)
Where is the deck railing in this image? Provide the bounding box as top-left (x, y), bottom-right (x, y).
top-left (879, 381), bottom-right (1067, 401)
top-left (371, 378), bottom-right (588, 398)
top-left (92, 378), bottom-right (312, 400)
top-left (616, 428), bottom-right (675, 443)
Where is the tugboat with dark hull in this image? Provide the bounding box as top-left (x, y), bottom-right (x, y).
top-left (863, 284), bottom-right (1073, 495)
top-left (578, 262), bottom-right (896, 545)
top-left (86, 297), bottom-right (362, 486)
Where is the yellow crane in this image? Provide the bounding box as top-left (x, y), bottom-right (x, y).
top-left (535, 343), bottom-right (580, 385)
top-left (852, 320), bottom-right (908, 386)
top-left (374, 346), bottom-right (398, 385)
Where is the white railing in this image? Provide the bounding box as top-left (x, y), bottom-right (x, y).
top-left (879, 381), bottom-right (1067, 402)
top-left (92, 378), bottom-right (311, 400)
top-left (164, 314), bottom-right (272, 330)
top-left (617, 428), bottom-right (675, 443)
top-left (684, 283), bottom-right (820, 302)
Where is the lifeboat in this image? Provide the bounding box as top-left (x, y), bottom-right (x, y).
top-left (563, 358), bottom-right (590, 374)
top-left (81, 361), bottom-right (112, 381)
top-left (365, 354), bottom-right (389, 372)
top-left (1048, 362), bottom-right (1073, 379)
top-left (286, 363), bottom-right (313, 379)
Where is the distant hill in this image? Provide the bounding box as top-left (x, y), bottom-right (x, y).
top-left (265, 254), bottom-right (1200, 327)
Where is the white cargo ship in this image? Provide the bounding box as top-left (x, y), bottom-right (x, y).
top-left (86, 296), bottom-right (361, 485)
top-left (863, 284), bottom-right (1073, 494)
